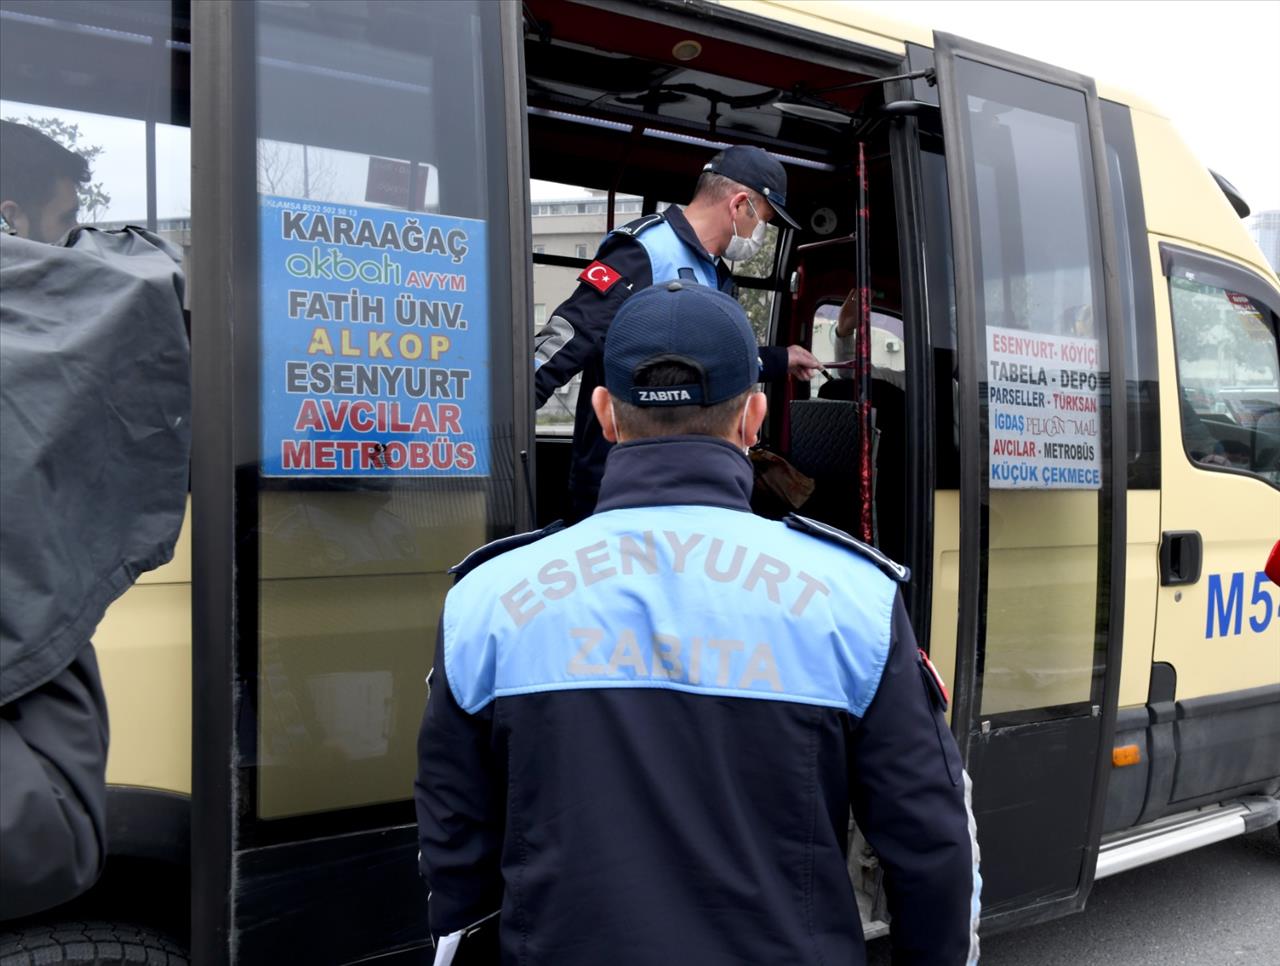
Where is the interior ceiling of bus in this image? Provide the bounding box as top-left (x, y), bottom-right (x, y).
top-left (0, 0), bottom-right (191, 125)
top-left (523, 0), bottom-right (884, 206)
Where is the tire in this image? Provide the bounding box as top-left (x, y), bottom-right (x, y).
top-left (0, 920), bottom-right (188, 966)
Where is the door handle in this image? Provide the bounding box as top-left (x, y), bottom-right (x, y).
top-left (1159, 530), bottom-right (1203, 586)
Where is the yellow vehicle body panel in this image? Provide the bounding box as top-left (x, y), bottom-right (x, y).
top-left (255, 571), bottom-right (450, 818)
top-left (931, 490), bottom-right (1163, 717)
top-left (1145, 233), bottom-right (1280, 699)
top-left (727, 0), bottom-right (916, 53)
top-left (982, 492), bottom-right (1100, 715)
top-left (253, 489), bottom-right (486, 819)
top-left (95, 504), bottom-right (193, 795)
top-left (1119, 492), bottom-right (1161, 709)
top-left (929, 490), bottom-right (959, 724)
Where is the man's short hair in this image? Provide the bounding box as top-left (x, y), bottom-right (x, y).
top-left (0, 120), bottom-right (89, 213)
top-left (693, 170), bottom-right (757, 206)
top-left (611, 360), bottom-right (751, 438)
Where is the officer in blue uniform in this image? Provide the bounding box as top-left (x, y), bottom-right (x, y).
top-left (533, 144), bottom-right (822, 520)
top-left (417, 282), bottom-right (981, 966)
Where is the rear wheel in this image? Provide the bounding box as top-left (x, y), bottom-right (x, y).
top-left (0, 920), bottom-right (188, 966)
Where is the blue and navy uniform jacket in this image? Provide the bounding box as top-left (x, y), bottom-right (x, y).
top-left (415, 436), bottom-right (981, 966)
top-left (531, 207), bottom-right (789, 513)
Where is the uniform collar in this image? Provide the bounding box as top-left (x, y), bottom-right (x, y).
top-left (664, 207), bottom-right (718, 265)
top-left (664, 207), bottom-right (732, 288)
top-left (594, 436), bottom-right (754, 514)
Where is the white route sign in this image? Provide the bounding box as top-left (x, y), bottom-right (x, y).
top-left (986, 326), bottom-right (1102, 490)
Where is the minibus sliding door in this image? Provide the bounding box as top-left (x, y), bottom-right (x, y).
top-left (933, 33), bottom-right (1127, 927)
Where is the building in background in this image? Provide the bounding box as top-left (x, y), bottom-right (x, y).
top-left (1246, 209), bottom-right (1279, 273)
top-left (529, 189), bottom-right (784, 430)
top-left (531, 189), bottom-right (648, 429)
top-left (531, 189), bottom-right (646, 315)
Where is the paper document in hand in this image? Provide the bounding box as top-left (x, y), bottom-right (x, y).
top-left (432, 930), bottom-right (463, 966)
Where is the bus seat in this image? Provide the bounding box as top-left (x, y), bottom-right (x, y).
top-left (817, 376), bottom-right (857, 402)
top-left (809, 377), bottom-right (907, 563)
top-left (787, 399), bottom-right (862, 534)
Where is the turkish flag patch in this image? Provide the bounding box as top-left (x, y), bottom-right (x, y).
top-left (579, 261), bottom-right (622, 294)
top-left (919, 648), bottom-right (950, 709)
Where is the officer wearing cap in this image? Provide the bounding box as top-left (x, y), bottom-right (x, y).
top-left (533, 144), bottom-right (823, 520)
top-left (417, 282), bottom-right (981, 966)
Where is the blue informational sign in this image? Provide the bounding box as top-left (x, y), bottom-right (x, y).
top-left (259, 195), bottom-right (489, 477)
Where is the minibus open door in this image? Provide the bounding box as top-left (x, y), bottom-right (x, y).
top-left (932, 33), bottom-right (1128, 929)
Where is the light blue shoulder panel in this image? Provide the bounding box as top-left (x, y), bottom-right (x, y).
top-left (443, 505), bottom-right (898, 717)
top-left (631, 218), bottom-right (718, 290)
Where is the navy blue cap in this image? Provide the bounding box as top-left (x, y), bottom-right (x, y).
top-left (605, 281), bottom-right (758, 407)
top-left (703, 145), bottom-right (800, 230)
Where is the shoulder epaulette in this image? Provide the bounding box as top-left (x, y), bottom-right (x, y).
top-left (610, 213), bottom-right (664, 238)
top-left (449, 521), bottom-right (566, 584)
top-left (783, 513), bottom-right (910, 583)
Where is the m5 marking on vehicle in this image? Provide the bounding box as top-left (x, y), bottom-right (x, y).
top-left (1205, 571), bottom-right (1278, 639)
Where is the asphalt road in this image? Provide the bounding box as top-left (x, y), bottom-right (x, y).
top-left (867, 827), bottom-right (1280, 966)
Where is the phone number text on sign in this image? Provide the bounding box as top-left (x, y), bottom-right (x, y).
top-left (987, 326), bottom-right (1102, 490)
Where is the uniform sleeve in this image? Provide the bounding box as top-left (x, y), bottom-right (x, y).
top-left (533, 234), bottom-right (652, 407)
top-left (757, 345), bottom-right (789, 383)
top-left (714, 261), bottom-right (788, 384)
top-left (847, 594), bottom-right (981, 966)
top-left (414, 623), bottom-right (506, 938)
top-left (0, 644), bottom-right (109, 921)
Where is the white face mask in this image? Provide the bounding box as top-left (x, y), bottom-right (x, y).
top-left (723, 197), bottom-right (766, 262)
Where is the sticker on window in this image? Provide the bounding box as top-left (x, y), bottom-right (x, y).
top-left (987, 326), bottom-right (1102, 490)
top-left (1226, 291), bottom-right (1271, 339)
top-left (258, 195), bottom-right (490, 477)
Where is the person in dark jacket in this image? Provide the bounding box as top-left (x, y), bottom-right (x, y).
top-left (533, 144), bottom-right (822, 520)
top-left (416, 281), bottom-right (981, 965)
top-left (0, 122), bottom-right (190, 921)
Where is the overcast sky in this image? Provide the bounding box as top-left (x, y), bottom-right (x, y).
top-left (851, 0), bottom-right (1280, 213)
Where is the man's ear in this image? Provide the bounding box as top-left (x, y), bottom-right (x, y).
top-left (743, 391), bottom-right (768, 445)
top-left (591, 386), bottom-right (619, 443)
top-left (0, 199), bottom-right (28, 237)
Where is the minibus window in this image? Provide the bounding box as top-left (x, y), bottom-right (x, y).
top-left (953, 58), bottom-right (1111, 716)
top-left (967, 101), bottom-right (1100, 341)
top-left (920, 146), bottom-right (960, 489)
top-left (1169, 277), bottom-right (1280, 485)
top-left (530, 182), bottom-right (646, 436)
top-left (812, 303), bottom-right (905, 389)
top-left (733, 224), bottom-right (780, 344)
top-left (249, 0), bottom-right (518, 822)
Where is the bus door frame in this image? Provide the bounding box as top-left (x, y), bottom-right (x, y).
top-left (932, 32), bottom-right (1128, 929)
top-left (189, 1), bottom-right (533, 962)
top-left (885, 64), bottom-right (938, 638)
